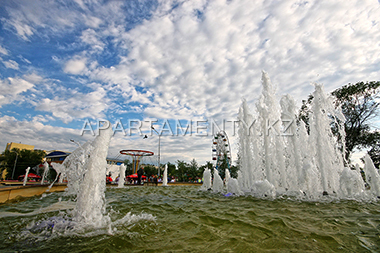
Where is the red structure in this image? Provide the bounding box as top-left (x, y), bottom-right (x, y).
top-left (120, 149), bottom-right (154, 174)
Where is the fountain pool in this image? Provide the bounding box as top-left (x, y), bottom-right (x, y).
top-left (1, 73), bottom-right (379, 252)
top-left (1, 186), bottom-right (380, 252)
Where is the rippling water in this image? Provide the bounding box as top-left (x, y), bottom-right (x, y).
top-left (1, 186), bottom-right (380, 252)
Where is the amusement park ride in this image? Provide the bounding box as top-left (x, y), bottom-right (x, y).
top-left (119, 149), bottom-right (154, 174)
top-left (212, 130), bottom-right (231, 171)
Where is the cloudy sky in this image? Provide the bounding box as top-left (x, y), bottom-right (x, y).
top-left (0, 0), bottom-right (379, 165)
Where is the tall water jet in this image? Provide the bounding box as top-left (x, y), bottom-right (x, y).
top-left (363, 154), bottom-right (380, 197)
top-left (308, 83), bottom-right (345, 195)
top-left (23, 167), bottom-right (30, 186)
top-left (227, 72), bottom-right (379, 200)
top-left (339, 167), bottom-right (365, 198)
top-left (224, 169), bottom-right (230, 190)
top-left (41, 161), bottom-right (49, 185)
top-left (56, 121), bottom-right (113, 227)
top-left (162, 164), bottom-right (168, 186)
top-left (74, 123), bottom-right (113, 227)
top-left (200, 168), bottom-right (212, 190)
top-left (212, 169), bottom-right (224, 193)
top-left (58, 141), bottom-right (93, 195)
top-left (118, 163), bottom-right (126, 188)
top-left (256, 71), bottom-right (287, 191)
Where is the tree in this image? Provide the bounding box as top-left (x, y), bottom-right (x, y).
top-left (0, 148), bottom-right (46, 179)
top-left (298, 94), bottom-right (314, 134)
top-left (299, 81), bottom-right (380, 164)
top-left (368, 141), bottom-right (380, 169)
top-left (188, 158), bottom-right (200, 181)
top-left (142, 164), bottom-right (157, 177)
top-left (176, 160), bottom-right (189, 182)
top-left (332, 81), bottom-right (380, 162)
top-left (229, 164), bottom-right (239, 178)
top-left (166, 162), bottom-right (177, 178)
top-left (123, 159), bottom-right (134, 175)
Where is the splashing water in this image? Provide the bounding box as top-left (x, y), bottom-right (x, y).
top-left (50, 123), bottom-right (114, 228)
top-left (41, 162), bottom-right (49, 185)
top-left (203, 72), bottom-right (379, 201)
top-left (73, 125), bottom-right (113, 227)
top-left (162, 164), bottom-right (168, 186)
top-left (23, 167), bottom-right (30, 186)
top-left (200, 168), bottom-right (212, 190)
top-left (212, 169), bottom-right (224, 193)
top-left (118, 163), bottom-right (126, 188)
top-left (363, 154), bottom-right (380, 196)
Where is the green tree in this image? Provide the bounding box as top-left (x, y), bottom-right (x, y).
top-left (123, 159), bottom-right (134, 175)
top-left (166, 162), bottom-right (177, 179)
top-left (298, 94), bottom-right (314, 134)
top-left (176, 160), bottom-right (188, 182)
top-left (331, 81), bottom-right (380, 162)
top-left (299, 81), bottom-right (380, 164)
top-left (368, 141), bottom-right (380, 169)
top-left (0, 148), bottom-right (46, 179)
top-left (229, 164), bottom-right (239, 178)
top-left (188, 158), bottom-right (200, 181)
top-left (143, 164), bottom-right (157, 177)
top-left (199, 161), bottom-right (213, 178)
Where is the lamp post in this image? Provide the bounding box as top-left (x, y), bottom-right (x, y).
top-left (70, 139), bottom-right (81, 147)
top-left (11, 150), bottom-right (18, 180)
top-left (151, 126), bottom-right (161, 177)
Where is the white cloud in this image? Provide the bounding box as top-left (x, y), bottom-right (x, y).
top-left (1, 0), bottom-right (380, 165)
top-left (3, 59), bottom-right (19, 69)
top-left (0, 76), bottom-right (34, 107)
top-left (0, 115), bottom-right (92, 152)
top-left (4, 17), bottom-right (34, 41)
top-left (80, 28), bottom-right (105, 52)
top-left (92, 0), bottom-right (379, 119)
top-left (36, 87), bottom-right (110, 123)
top-left (23, 73), bottom-right (43, 83)
top-left (83, 15), bottom-right (103, 28)
top-left (1, 0), bottom-right (127, 41)
top-left (64, 57), bottom-right (87, 75)
top-left (0, 45), bottom-right (9, 55)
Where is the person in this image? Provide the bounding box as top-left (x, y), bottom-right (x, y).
top-left (137, 166), bottom-right (144, 185)
top-left (153, 175), bottom-right (158, 186)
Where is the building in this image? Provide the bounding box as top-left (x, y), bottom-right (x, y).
top-left (45, 150), bottom-right (71, 164)
top-left (5, 142), bottom-right (34, 151)
top-left (2, 142), bottom-right (36, 180)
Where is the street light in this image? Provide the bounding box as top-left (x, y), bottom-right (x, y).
top-left (151, 126), bottom-right (161, 177)
top-left (70, 139), bottom-right (81, 147)
top-left (11, 150), bottom-right (19, 180)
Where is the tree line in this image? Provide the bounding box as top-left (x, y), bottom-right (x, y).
top-left (122, 158), bottom-right (239, 182)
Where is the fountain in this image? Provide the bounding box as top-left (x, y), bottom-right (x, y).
top-left (203, 71), bottom-right (378, 201)
top-left (22, 167), bottom-right (30, 186)
top-left (363, 154), bottom-right (380, 196)
top-left (162, 164), bottom-right (168, 186)
top-left (212, 168), bottom-right (224, 193)
top-left (1, 75), bottom-right (380, 252)
top-left (72, 123), bottom-right (113, 227)
top-left (118, 163), bottom-right (126, 188)
top-left (40, 161), bottom-right (49, 185)
top-left (50, 122), bottom-right (114, 227)
top-left (200, 168), bottom-right (212, 190)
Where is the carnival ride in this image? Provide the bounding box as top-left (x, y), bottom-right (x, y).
top-left (212, 130), bottom-right (231, 171)
top-left (119, 149), bottom-right (154, 174)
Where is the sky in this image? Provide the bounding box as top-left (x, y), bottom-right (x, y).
top-left (0, 0), bottom-right (379, 166)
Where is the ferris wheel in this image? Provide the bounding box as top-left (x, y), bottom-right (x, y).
top-left (212, 130), bottom-right (231, 171)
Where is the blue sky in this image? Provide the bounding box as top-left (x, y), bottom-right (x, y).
top-left (0, 0), bottom-right (379, 165)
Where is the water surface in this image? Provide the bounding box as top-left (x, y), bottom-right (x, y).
top-left (1, 186), bottom-right (379, 252)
